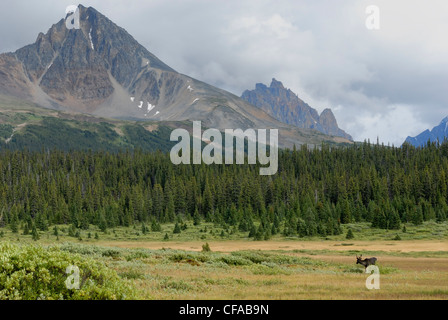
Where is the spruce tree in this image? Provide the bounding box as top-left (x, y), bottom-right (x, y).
top-left (346, 228), bottom-right (354, 239)
top-left (53, 226), bottom-right (59, 237)
top-left (31, 224), bottom-right (40, 241)
top-left (193, 208), bottom-right (201, 226)
top-left (10, 214), bottom-right (18, 233)
top-left (412, 206), bottom-right (424, 225)
top-left (173, 222), bottom-right (181, 234)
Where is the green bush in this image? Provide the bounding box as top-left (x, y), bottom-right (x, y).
top-left (0, 243), bottom-right (135, 300)
top-left (231, 251), bottom-right (322, 266)
top-left (101, 249), bottom-right (121, 258)
top-left (201, 242), bottom-right (211, 252)
top-left (125, 250), bottom-right (152, 261)
top-left (220, 255), bottom-right (253, 266)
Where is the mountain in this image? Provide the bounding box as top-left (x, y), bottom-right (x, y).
top-left (241, 79), bottom-right (353, 140)
top-left (404, 116), bottom-right (448, 147)
top-left (0, 4), bottom-right (352, 148)
top-left (0, 93), bottom-right (184, 152)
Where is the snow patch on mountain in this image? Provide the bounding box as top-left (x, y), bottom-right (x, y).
top-left (147, 102), bottom-right (155, 112)
top-left (88, 28), bottom-right (94, 50)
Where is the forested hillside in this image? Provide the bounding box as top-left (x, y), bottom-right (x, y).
top-left (0, 141), bottom-right (447, 240)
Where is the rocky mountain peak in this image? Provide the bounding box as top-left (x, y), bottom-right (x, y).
top-left (270, 78), bottom-right (285, 89)
top-left (0, 5), bottom-right (353, 148)
top-left (241, 80), bottom-right (353, 141)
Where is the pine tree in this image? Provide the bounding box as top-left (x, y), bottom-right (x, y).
top-left (173, 222), bottom-right (181, 234)
top-left (297, 218), bottom-right (307, 237)
top-left (346, 228), bottom-right (354, 239)
top-left (164, 188), bottom-right (176, 222)
top-left (340, 198), bottom-right (352, 224)
top-left (388, 209), bottom-right (401, 230)
top-left (151, 218), bottom-right (162, 232)
top-left (98, 211), bottom-right (107, 232)
top-left (412, 206), bottom-right (424, 225)
top-left (31, 224), bottom-right (40, 241)
top-left (141, 223), bottom-right (148, 235)
top-left (22, 222), bottom-right (30, 235)
top-left (248, 223), bottom-right (256, 238)
top-left (202, 178), bottom-right (214, 219)
top-left (193, 208), bottom-right (201, 226)
top-left (254, 224), bottom-right (264, 241)
top-left (10, 213), bottom-right (19, 233)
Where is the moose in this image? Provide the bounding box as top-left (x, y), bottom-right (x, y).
top-left (356, 254), bottom-right (377, 270)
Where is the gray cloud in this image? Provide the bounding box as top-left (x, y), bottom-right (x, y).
top-left (1, 0), bottom-right (447, 145)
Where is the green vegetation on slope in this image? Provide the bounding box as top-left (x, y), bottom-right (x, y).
top-left (0, 115), bottom-right (177, 153)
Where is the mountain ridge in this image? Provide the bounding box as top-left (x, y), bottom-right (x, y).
top-left (404, 116), bottom-right (448, 147)
top-left (0, 4), bottom-right (352, 148)
top-left (241, 78), bottom-right (352, 140)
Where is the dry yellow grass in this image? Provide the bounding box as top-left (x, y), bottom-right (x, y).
top-left (101, 240), bottom-right (448, 300)
top-left (98, 239), bottom-right (448, 253)
top-left (127, 259), bottom-right (448, 300)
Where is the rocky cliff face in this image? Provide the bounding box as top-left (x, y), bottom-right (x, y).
top-left (318, 108), bottom-right (353, 140)
top-left (241, 79), bottom-right (353, 140)
top-left (0, 5), bottom-right (276, 126)
top-left (11, 5), bottom-right (174, 113)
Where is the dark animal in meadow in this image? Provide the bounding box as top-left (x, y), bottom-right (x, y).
top-left (356, 254), bottom-right (377, 270)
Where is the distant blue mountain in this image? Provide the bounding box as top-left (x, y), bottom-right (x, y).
top-left (404, 116), bottom-right (448, 147)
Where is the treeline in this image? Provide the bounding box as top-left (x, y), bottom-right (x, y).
top-left (0, 140), bottom-right (447, 239)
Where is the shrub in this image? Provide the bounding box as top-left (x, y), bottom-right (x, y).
top-left (202, 243), bottom-right (211, 252)
top-left (125, 250), bottom-right (152, 261)
top-left (0, 243), bottom-right (134, 300)
top-left (101, 249), bottom-right (121, 258)
top-left (220, 255), bottom-right (253, 266)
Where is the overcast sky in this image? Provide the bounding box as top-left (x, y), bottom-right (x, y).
top-left (1, 0), bottom-right (447, 145)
